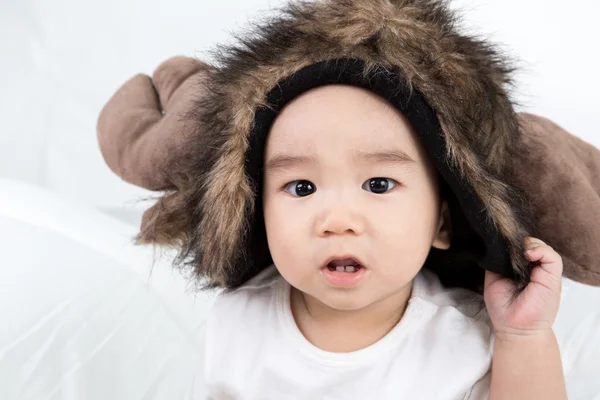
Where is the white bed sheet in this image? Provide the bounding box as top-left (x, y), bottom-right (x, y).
top-left (0, 178), bottom-right (217, 400)
top-left (0, 178), bottom-right (599, 399)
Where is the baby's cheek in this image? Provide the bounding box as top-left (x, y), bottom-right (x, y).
top-left (373, 216), bottom-right (433, 271)
top-left (265, 212), bottom-right (304, 264)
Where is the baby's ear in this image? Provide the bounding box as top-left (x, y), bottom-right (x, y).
top-left (433, 200), bottom-right (452, 250)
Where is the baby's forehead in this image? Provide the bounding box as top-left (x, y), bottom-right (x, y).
top-left (275, 84), bottom-right (401, 117)
top-left (273, 86), bottom-right (414, 132)
top-left (268, 88), bottom-right (424, 158)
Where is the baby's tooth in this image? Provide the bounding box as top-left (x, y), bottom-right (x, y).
top-left (336, 266), bottom-right (345, 272)
top-left (345, 266), bottom-right (356, 272)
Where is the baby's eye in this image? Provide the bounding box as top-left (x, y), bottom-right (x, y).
top-left (362, 178), bottom-right (397, 194)
top-left (284, 180), bottom-right (316, 197)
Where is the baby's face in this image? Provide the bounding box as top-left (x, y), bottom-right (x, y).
top-left (262, 84), bottom-right (450, 311)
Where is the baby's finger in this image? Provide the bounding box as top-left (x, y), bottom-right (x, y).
top-left (525, 245), bottom-right (554, 262)
top-left (525, 245), bottom-right (563, 277)
top-left (524, 236), bottom-right (547, 247)
top-left (524, 237), bottom-right (553, 258)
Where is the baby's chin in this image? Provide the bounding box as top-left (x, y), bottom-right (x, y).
top-left (308, 287), bottom-right (388, 312)
top-left (283, 266), bottom-right (417, 312)
top-left (303, 277), bottom-right (415, 314)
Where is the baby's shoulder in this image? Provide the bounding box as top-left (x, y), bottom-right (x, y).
top-left (207, 264), bottom-right (282, 325)
top-left (409, 269), bottom-right (495, 357)
top-left (412, 268), bottom-right (492, 329)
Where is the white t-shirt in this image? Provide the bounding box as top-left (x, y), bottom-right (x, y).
top-left (191, 265), bottom-right (495, 400)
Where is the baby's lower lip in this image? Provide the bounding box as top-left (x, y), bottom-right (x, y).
top-left (320, 265), bottom-right (367, 288)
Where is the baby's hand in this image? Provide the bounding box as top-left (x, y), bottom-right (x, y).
top-left (483, 237), bottom-right (563, 336)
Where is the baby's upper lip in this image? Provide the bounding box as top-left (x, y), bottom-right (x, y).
top-left (322, 254), bottom-right (367, 269)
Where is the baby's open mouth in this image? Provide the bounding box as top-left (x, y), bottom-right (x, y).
top-left (321, 256), bottom-right (367, 287)
top-left (327, 258), bottom-right (362, 273)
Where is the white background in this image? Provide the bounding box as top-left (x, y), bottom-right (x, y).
top-left (1, 0), bottom-right (599, 225)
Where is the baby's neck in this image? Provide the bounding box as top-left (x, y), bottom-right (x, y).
top-left (290, 284), bottom-right (413, 353)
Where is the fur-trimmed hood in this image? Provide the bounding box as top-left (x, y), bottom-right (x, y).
top-left (135, 0), bottom-right (539, 293)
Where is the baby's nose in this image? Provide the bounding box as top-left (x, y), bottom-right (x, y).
top-left (315, 201), bottom-right (365, 237)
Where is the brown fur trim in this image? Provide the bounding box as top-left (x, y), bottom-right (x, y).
top-left (138, 0), bottom-right (535, 291)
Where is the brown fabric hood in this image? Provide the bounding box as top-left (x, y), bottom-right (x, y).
top-left (97, 0), bottom-right (600, 292)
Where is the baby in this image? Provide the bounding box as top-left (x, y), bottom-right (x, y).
top-left (189, 83), bottom-right (566, 400)
top-left (96, 0), bottom-right (573, 398)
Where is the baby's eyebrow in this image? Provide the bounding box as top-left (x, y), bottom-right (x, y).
top-left (264, 149), bottom-right (417, 172)
top-left (264, 154), bottom-right (317, 172)
top-left (353, 149), bottom-right (417, 166)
